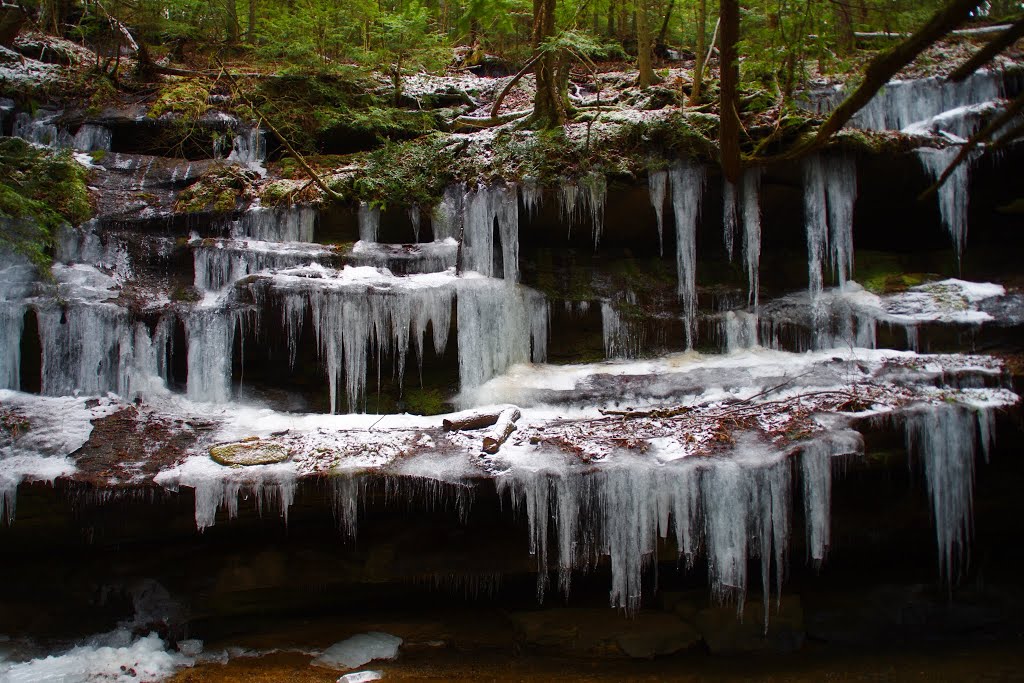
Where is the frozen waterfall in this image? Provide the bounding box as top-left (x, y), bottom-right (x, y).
top-left (668, 159), bottom-right (706, 348)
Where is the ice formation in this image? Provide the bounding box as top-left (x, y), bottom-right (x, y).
top-left (192, 238), bottom-right (332, 291)
top-left (312, 632), bottom-right (402, 670)
top-left (358, 202), bottom-right (381, 243)
top-left (231, 205), bottom-right (317, 243)
top-left (741, 168), bottom-right (763, 307)
top-left (226, 126), bottom-right (267, 176)
top-left (648, 169), bottom-right (668, 255)
top-left (185, 308), bottom-right (237, 404)
top-left (602, 298), bottom-right (645, 359)
top-left (801, 431), bottom-right (863, 566)
top-left (349, 238), bottom-right (458, 274)
top-left (917, 146), bottom-right (971, 265)
top-left (463, 183), bottom-right (520, 281)
top-left (497, 441), bottom-right (799, 616)
top-left (456, 278), bottom-right (548, 393)
top-left (803, 154), bottom-right (857, 297)
top-left (807, 69), bottom-right (1004, 132)
top-left (668, 159), bottom-right (706, 347)
top-left (154, 457), bottom-right (297, 531)
top-left (905, 403), bottom-right (990, 583)
top-left (431, 183), bottom-right (465, 241)
top-left (559, 175), bottom-right (608, 247)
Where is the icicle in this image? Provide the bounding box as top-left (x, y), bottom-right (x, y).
top-left (456, 280), bottom-right (545, 391)
top-left (0, 302), bottom-right (25, 390)
top-left (232, 205), bottom-right (317, 243)
top-left (602, 294), bottom-right (644, 359)
top-left (801, 431), bottom-right (863, 567)
top-left (332, 474), bottom-right (361, 539)
top-left (741, 168), bottom-right (763, 307)
top-left (581, 174), bottom-right (607, 248)
top-left (722, 178), bottom-right (737, 262)
top-left (174, 464), bottom-right (296, 531)
top-left (358, 202), bottom-right (381, 243)
top-left (462, 184), bottom-right (519, 281)
top-left (668, 159), bottom-right (706, 348)
top-left (408, 206), bottom-right (422, 242)
top-left (520, 180), bottom-right (543, 219)
top-left (227, 126), bottom-right (267, 176)
top-left (36, 304), bottom-right (131, 397)
top-left (918, 146), bottom-right (971, 266)
top-left (826, 157), bottom-right (856, 289)
top-left (648, 170), bottom-right (667, 255)
top-left (498, 445), bottom-right (792, 616)
top-left (905, 403), bottom-right (979, 584)
top-left (432, 184), bottom-right (465, 241)
top-left (185, 308), bottom-right (235, 403)
top-left (559, 180), bottom-right (579, 236)
top-left (722, 310), bottom-right (757, 352)
top-left (803, 155), bottom-right (857, 296)
top-left (72, 124), bottom-right (112, 152)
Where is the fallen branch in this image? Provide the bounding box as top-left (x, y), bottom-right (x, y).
top-left (482, 407), bottom-right (522, 454)
top-left (948, 17), bottom-right (1024, 82)
top-left (599, 406), bottom-right (693, 419)
top-left (490, 52), bottom-right (543, 119)
top-left (451, 109), bottom-right (530, 133)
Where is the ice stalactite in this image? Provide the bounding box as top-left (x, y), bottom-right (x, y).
top-left (602, 293), bottom-right (644, 359)
top-left (259, 276), bottom-right (455, 413)
top-left (56, 223), bottom-right (131, 278)
top-left (803, 155), bottom-right (857, 297)
top-left (193, 239), bottom-right (331, 292)
top-left (917, 146), bottom-right (970, 266)
top-left (408, 206), bottom-right (422, 242)
top-left (227, 126), bottom-right (267, 176)
top-left (456, 279), bottom-right (548, 393)
top-left (905, 403), bottom-right (991, 584)
top-left (520, 180), bottom-right (543, 219)
top-left (497, 444), bottom-right (795, 616)
top-left (332, 474), bottom-right (363, 539)
top-left (0, 302), bottom-right (25, 390)
top-left (36, 304), bottom-right (129, 397)
top-left (668, 159), bottom-right (706, 348)
top-left (232, 205), bottom-right (317, 243)
top-left (801, 430), bottom-right (864, 567)
top-left (358, 202), bottom-right (381, 243)
top-left (722, 178), bottom-right (737, 262)
top-left (349, 239), bottom-right (458, 275)
top-left (721, 310), bottom-right (758, 352)
top-left (12, 110), bottom-right (68, 148)
top-left (648, 170), bottom-right (667, 255)
top-left (155, 460), bottom-right (297, 531)
top-left (741, 168), bottom-right (763, 307)
top-left (559, 176), bottom-right (608, 248)
top-left (463, 184), bottom-right (520, 281)
top-left (807, 69), bottom-right (1004, 132)
top-left (72, 124), bottom-right (112, 152)
top-left (185, 308), bottom-right (236, 404)
top-left (34, 303), bottom-right (173, 400)
top-left (431, 184), bottom-right (465, 241)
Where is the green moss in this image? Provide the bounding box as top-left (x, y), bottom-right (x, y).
top-left (403, 387), bottom-right (451, 416)
top-left (150, 78), bottom-right (213, 120)
top-left (0, 138), bottom-right (92, 268)
top-left (171, 285), bottom-right (201, 302)
top-left (176, 165), bottom-right (257, 214)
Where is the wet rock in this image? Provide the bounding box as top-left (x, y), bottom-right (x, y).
top-left (209, 438), bottom-right (290, 466)
top-left (694, 596), bottom-right (804, 654)
top-left (511, 608), bottom-right (699, 658)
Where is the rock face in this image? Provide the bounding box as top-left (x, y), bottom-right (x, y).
top-left (0, 65), bottom-right (1023, 674)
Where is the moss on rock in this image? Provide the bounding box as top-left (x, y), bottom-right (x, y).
top-left (210, 438), bottom-right (291, 466)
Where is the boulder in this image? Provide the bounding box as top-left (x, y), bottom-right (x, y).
top-left (209, 438), bottom-right (290, 466)
top-left (694, 596), bottom-right (804, 654)
top-left (511, 608), bottom-right (700, 659)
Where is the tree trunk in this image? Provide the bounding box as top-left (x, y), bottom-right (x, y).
top-left (637, 0), bottom-right (656, 88)
top-left (658, 0), bottom-right (675, 44)
top-left (689, 0), bottom-right (707, 105)
top-left (530, 0), bottom-right (568, 129)
top-left (832, 0), bottom-right (855, 54)
top-left (225, 0), bottom-right (240, 44)
top-left (247, 0), bottom-right (257, 43)
top-left (719, 0), bottom-right (741, 183)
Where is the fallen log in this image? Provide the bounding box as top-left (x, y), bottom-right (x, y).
top-left (443, 409), bottom-right (508, 432)
top-left (482, 407), bottom-right (522, 454)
